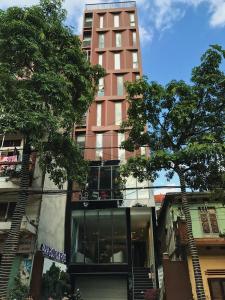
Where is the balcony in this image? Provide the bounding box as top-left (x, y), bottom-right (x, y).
top-left (0, 216), bottom-right (36, 234)
top-left (84, 20), bottom-right (92, 28)
top-left (0, 154), bottom-right (36, 189)
top-left (85, 1), bottom-right (136, 11)
top-left (82, 39), bottom-right (91, 48)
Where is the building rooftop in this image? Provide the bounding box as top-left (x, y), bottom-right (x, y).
top-left (85, 1), bottom-right (136, 11)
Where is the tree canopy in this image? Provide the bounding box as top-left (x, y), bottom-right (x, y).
top-left (121, 45), bottom-right (225, 192)
top-left (0, 0), bottom-right (104, 185)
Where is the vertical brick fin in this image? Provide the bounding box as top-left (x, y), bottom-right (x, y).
top-left (0, 142), bottom-right (31, 299)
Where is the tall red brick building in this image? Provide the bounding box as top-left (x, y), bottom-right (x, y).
top-left (66, 2), bottom-right (157, 299)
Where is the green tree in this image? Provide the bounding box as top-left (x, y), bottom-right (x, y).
top-left (8, 275), bottom-right (29, 300)
top-left (121, 45), bottom-right (225, 300)
top-left (0, 0), bottom-right (104, 296)
top-left (42, 263), bottom-right (70, 299)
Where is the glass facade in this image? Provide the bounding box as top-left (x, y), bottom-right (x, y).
top-left (87, 163), bottom-right (123, 201)
top-left (71, 209), bottom-right (127, 264)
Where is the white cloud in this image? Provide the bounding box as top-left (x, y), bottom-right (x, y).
top-left (139, 26), bottom-right (154, 44)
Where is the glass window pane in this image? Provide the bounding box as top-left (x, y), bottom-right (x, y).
top-left (117, 76), bottom-right (123, 96)
top-left (132, 52), bottom-right (138, 68)
top-left (118, 133), bottom-right (125, 161)
top-left (99, 15), bottom-right (104, 28)
top-left (99, 210), bottom-right (112, 263)
top-left (114, 15), bottom-right (119, 27)
top-left (85, 211), bottom-right (99, 263)
top-left (112, 166), bottom-right (123, 201)
top-left (99, 166), bottom-right (111, 200)
top-left (132, 31), bottom-right (136, 46)
top-left (96, 133), bottom-right (103, 159)
top-left (96, 103), bottom-right (102, 126)
top-left (99, 34), bottom-right (104, 48)
top-left (98, 54), bottom-right (103, 66)
top-left (114, 53), bottom-right (120, 70)
top-left (98, 77), bottom-right (104, 96)
top-left (115, 102), bottom-right (122, 125)
top-left (116, 33), bottom-right (122, 47)
top-left (112, 209), bottom-right (127, 263)
top-left (130, 13), bottom-right (135, 26)
top-left (0, 203), bottom-right (7, 221)
top-left (210, 280), bottom-right (223, 300)
top-left (88, 166), bottom-right (100, 200)
top-left (71, 211), bottom-right (85, 263)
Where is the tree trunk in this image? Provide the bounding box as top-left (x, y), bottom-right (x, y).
top-left (0, 140), bottom-right (31, 299)
top-left (178, 171), bottom-right (206, 300)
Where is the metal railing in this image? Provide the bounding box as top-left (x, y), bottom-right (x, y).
top-left (86, 1), bottom-right (136, 11)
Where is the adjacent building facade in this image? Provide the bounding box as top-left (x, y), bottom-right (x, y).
top-left (157, 192), bottom-right (225, 300)
top-left (66, 2), bottom-right (157, 300)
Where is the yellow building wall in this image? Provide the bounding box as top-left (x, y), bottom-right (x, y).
top-left (187, 253), bottom-right (225, 300)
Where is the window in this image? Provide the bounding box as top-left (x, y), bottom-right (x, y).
top-left (115, 102), bottom-right (122, 125)
top-left (96, 103), bottom-right (102, 126)
top-left (132, 31), bottom-right (136, 46)
top-left (199, 207), bottom-right (219, 234)
top-left (117, 76), bottom-right (123, 96)
top-left (76, 134), bottom-right (85, 151)
top-left (129, 13), bottom-right (135, 26)
top-left (85, 50), bottom-right (91, 61)
top-left (99, 15), bottom-right (104, 28)
top-left (114, 14), bottom-right (120, 27)
top-left (98, 54), bottom-right (103, 66)
top-left (114, 53), bottom-right (120, 70)
top-left (71, 209), bottom-right (127, 264)
top-left (0, 202), bottom-right (16, 221)
top-left (83, 32), bottom-right (91, 47)
top-left (208, 279), bottom-right (225, 300)
top-left (132, 52), bottom-right (138, 68)
top-left (99, 33), bottom-right (104, 48)
top-left (136, 74), bottom-right (140, 80)
top-left (98, 78), bottom-right (104, 96)
top-left (118, 132), bottom-right (125, 161)
top-left (84, 14), bottom-right (93, 27)
top-left (96, 133), bottom-right (103, 159)
top-left (115, 32), bottom-right (122, 47)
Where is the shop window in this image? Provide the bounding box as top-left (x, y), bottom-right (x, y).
top-left (199, 207), bottom-right (219, 234)
top-left (71, 209), bottom-right (127, 264)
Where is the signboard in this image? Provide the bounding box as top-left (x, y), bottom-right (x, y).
top-left (40, 243), bottom-right (66, 263)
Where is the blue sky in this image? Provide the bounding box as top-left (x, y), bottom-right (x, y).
top-left (1, 0), bottom-right (225, 194)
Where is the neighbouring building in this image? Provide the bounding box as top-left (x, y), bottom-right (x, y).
top-left (157, 192), bottom-right (225, 300)
top-left (65, 2), bottom-right (157, 300)
top-left (0, 133), bottom-right (42, 292)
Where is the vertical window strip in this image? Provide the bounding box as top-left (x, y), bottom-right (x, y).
top-left (132, 31), bottom-right (136, 46)
top-left (114, 14), bottom-right (120, 27)
top-left (132, 52), bottom-right (138, 68)
top-left (114, 53), bottom-right (121, 70)
top-left (116, 32), bottom-right (122, 47)
top-left (115, 102), bottom-right (122, 125)
top-left (98, 78), bottom-right (104, 96)
top-left (118, 132), bottom-right (125, 161)
top-left (96, 133), bottom-right (103, 159)
top-left (99, 33), bottom-right (104, 48)
top-left (130, 13), bottom-right (135, 26)
top-left (96, 103), bottom-right (102, 126)
top-left (99, 15), bottom-right (104, 28)
top-left (117, 76), bottom-right (123, 96)
top-left (98, 54), bottom-right (103, 66)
